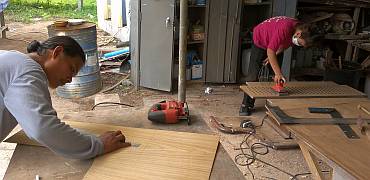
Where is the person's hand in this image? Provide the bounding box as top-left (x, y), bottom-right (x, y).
top-left (274, 74), bottom-right (286, 83)
top-left (99, 130), bottom-right (131, 154)
top-left (263, 58), bottom-right (269, 66)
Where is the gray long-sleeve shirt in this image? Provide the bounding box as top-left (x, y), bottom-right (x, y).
top-left (0, 50), bottom-right (103, 159)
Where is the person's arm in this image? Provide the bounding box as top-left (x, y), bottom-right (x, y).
top-left (263, 47), bottom-right (284, 65)
top-left (4, 69), bottom-right (129, 159)
top-left (267, 48), bottom-right (286, 83)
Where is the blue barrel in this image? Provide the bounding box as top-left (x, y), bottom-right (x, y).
top-left (47, 22), bottom-right (102, 98)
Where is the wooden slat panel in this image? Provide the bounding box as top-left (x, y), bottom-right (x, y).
top-left (5, 121), bottom-right (219, 180)
top-left (267, 98), bottom-right (370, 180)
top-left (205, 0), bottom-right (228, 82)
top-left (240, 81), bottom-right (365, 99)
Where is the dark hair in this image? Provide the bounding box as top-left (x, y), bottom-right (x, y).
top-left (27, 36), bottom-right (86, 63)
top-left (295, 23), bottom-right (324, 47)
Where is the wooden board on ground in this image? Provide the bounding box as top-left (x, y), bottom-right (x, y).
top-left (6, 121), bottom-right (219, 180)
top-left (267, 98), bottom-right (370, 180)
top-left (240, 81), bottom-right (365, 99)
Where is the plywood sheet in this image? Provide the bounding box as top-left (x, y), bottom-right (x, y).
top-left (5, 121), bottom-right (219, 180)
top-left (267, 98), bottom-right (370, 180)
top-left (240, 81), bottom-right (365, 99)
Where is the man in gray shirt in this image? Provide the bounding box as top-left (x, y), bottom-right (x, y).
top-left (0, 36), bottom-right (131, 159)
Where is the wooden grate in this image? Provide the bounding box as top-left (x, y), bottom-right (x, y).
top-left (241, 81), bottom-right (365, 99)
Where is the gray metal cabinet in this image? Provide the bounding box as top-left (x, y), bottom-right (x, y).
top-left (205, 0), bottom-right (242, 83)
top-left (139, 0), bottom-right (175, 91)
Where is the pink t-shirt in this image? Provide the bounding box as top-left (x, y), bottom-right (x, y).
top-left (253, 16), bottom-right (299, 52)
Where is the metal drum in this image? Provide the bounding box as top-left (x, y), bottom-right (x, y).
top-left (47, 22), bottom-right (102, 98)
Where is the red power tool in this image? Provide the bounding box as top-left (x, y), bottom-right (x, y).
top-left (272, 80), bottom-right (288, 96)
top-left (148, 100), bottom-right (190, 125)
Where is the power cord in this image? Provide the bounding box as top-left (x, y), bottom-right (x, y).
top-left (234, 115), bottom-right (328, 179)
top-left (91, 102), bottom-right (134, 110)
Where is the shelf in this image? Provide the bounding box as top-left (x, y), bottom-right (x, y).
top-left (174, 40), bottom-right (204, 45)
top-left (293, 68), bottom-right (324, 76)
top-left (244, 2), bottom-right (272, 6)
top-left (325, 34), bottom-right (370, 40)
top-left (189, 5), bottom-right (206, 8)
top-left (188, 40), bottom-right (204, 44)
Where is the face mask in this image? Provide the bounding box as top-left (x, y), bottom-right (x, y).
top-left (292, 36), bottom-right (302, 46)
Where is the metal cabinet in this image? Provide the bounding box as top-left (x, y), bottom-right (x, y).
top-left (134, 0), bottom-right (175, 92)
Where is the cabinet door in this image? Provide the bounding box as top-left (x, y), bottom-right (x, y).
top-left (140, 0), bottom-right (174, 91)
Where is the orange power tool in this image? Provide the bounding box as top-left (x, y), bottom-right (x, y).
top-left (148, 100), bottom-right (190, 125)
top-left (272, 81), bottom-right (288, 96)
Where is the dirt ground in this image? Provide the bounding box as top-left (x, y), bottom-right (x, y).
top-left (0, 20), bottom-right (321, 180)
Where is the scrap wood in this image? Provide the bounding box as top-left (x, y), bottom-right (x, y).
top-left (361, 55), bottom-right (370, 69)
top-left (357, 105), bottom-right (370, 140)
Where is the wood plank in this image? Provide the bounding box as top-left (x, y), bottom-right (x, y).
top-left (5, 121), bottom-right (219, 180)
top-left (298, 141), bottom-right (325, 180)
top-left (240, 81), bottom-right (365, 99)
top-left (205, 0), bottom-right (228, 83)
top-left (267, 98), bottom-right (370, 180)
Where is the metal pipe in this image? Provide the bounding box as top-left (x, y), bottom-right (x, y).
top-left (178, 0), bottom-right (188, 102)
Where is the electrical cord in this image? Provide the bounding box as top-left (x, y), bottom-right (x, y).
top-left (234, 115), bottom-right (328, 179)
top-left (258, 64), bottom-right (270, 82)
top-left (91, 102), bottom-right (134, 110)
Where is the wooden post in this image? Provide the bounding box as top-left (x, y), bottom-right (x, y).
top-left (345, 7), bottom-right (361, 61)
top-left (0, 11), bottom-right (6, 38)
top-left (298, 142), bottom-right (326, 180)
top-left (178, 0), bottom-right (188, 102)
top-left (78, 0), bottom-right (83, 11)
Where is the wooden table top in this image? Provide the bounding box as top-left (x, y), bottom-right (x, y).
top-left (267, 98), bottom-right (370, 180)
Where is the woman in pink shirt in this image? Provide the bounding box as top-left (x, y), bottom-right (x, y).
top-left (240, 16), bottom-right (322, 116)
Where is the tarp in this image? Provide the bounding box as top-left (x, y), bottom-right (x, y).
top-left (0, 0), bottom-right (9, 13)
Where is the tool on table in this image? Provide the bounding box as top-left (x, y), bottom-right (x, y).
top-left (266, 104), bottom-right (370, 125)
top-left (308, 107), bottom-right (359, 139)
top-left (148, 100), bottom-right (190, 125)
top-left (357, 105), bottom-right (370, 140)
top-left (210, 116), bottom-right (251, 134)
top-left (271, 80), bottom-right (288, 96)
top-left (266, 104), bottom-right (370, 139)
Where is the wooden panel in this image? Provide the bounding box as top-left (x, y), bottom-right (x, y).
top-left (267, 98), bottom-right (370, 180)
top-left (223, 0), bottom-right (241, 83)
top-left (5, 121), bottom-right (219, 180)
top-left (205, 0), bottom-right (228, 83)
top-left (240, 81), bottom-right (365, 99)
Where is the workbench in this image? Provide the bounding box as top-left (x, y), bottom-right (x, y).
top-left (3, 108), bottom-right (245, 180)
top-left (266, 98), bottom-right (370, 180)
